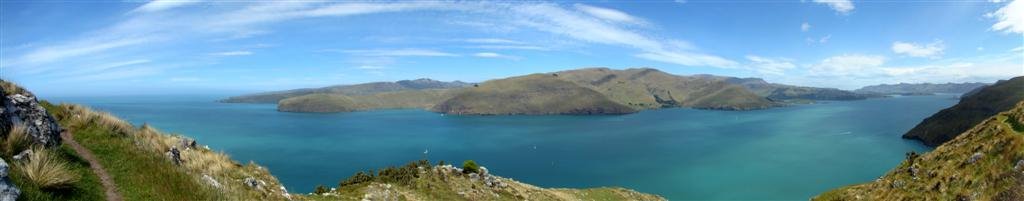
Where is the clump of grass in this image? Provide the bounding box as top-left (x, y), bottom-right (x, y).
top-left (0, 80), bottom-right (26, 96)
top-left (18, 147), bottom-right (80, 189)
top-left (4, 123), bottom-right (33, 157)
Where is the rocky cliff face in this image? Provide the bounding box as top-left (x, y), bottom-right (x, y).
top-left (0, 82), bottom-right (61, 147)
top-left (902, 77), bottom-right (1024, 146)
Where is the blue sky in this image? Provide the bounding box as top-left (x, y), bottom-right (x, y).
top-left (1, 0), bottom-right (1022, 96)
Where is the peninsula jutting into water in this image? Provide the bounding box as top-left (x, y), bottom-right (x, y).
top-left (2, 0), bottom-right (1022, 200)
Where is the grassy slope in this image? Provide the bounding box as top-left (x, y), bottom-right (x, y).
top-left (903, 76), bottom-right (1024, 146)
top-left (7, 143), bottom-right (106, 201)
top-left (555, 68), bottom-right (777, 110)
top-left (814, 100), bottom-right (1024, 200)
top-left (430, 74), bottom-right (637, 115)
top-left (1, 82), bottom-right (107, 201)
top-left (278, 89), bottom-right (457, 113)
top-left (304, 161), bottom-right (665, 201)
top-left (44, 103), bottom-right (291, 200)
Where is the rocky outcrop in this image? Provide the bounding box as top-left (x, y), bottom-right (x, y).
top-left (0, 159), bottom-right (19, 201)
top-left (902, 77), bottom-right (1024, 146)
top-left (0, 85), bottom-right (62, 147)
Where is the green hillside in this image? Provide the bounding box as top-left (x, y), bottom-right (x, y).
top-left (814, 100), bottom-right (1024, 200)
top-left (278, 89), bottom-right (457, 113)
top-left (552, 68), bottom-right (778, 110)
top-left (430, 74), bottom-right (637, 115)
top-left (903, 77), bottom-right (1024, 146)
top-left (692, 74), bottom-right (871, 101)
top-left (269, 67), bottom-right (784, 115)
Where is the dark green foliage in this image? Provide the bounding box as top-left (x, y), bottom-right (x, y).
top-left (338, 171), bottom-right (374, 188)
top-left (337, 160), bottom-right (430, 189)
top-left (377, 160), bottom-right (428, 185)
top-left (313, 185), bottom-right (329, 194)
top-left (462, 160), bottom-right (479, 174)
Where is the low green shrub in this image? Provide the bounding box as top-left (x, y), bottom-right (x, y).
top-left (462, 160), bottom-right (479, 174)
top-left (313, 185), bottom-right (329, 194)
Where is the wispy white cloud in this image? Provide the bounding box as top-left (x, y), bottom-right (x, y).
top-left (473, 52), bottom-right (520, 60)
top-left (573, 4), bottom-right (647, 26)
top-left (808, 54), bottom-right (886, 77)
top-left (4, 1), bottom-right (741, 88)
top-left (508, 3), bottom-right (736, 68)
top-left (93, 59), bottom-right (151, 72)
top-left (801, 22), bottom-right (811, 32)
top-left (812, 0), bottom-right (854, 14)
top-left (344, 49), bottom-right (458, 57)
top-left (989, 0), bottom-right (1023, 34)
top-left (468, 45), bottom-right (551, 51)
top-left (130, 0), bottom-right (202, 13)
top-left (891, 40), bottom-right (945, 58)
top-left (355, 65), bottom-right (388, 70)
top-left (745, 56), bottom-right (795, 75)
top-left (169, 77), bottom-right (201, 82)
top-left (19, 37), bottom-right (152, 66)
top-left (635, 51), bottom-right (738, 68)
top-left (806, 34), bottom-right (831, 44)
top-left (209, 51), bottom-right (253, 56)
top-left (465, 38), bottom-right (523, 44)
top-left (795, 52), bottom-right (1022, 89)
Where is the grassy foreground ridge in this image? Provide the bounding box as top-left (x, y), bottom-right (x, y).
top-left (814, 100), bottom-right (1024, 200)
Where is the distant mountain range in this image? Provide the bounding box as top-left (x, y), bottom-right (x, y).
top-left (901, 77), bottom-right (1024, 146)
top-left (854, 82), bottom-right (989, 95)
top-left (694, 75), bottom-right (872, 101)
top-left (815, 86), bottom-right (1024, 200)
top-left (224, 67), bottom-right (884, 115)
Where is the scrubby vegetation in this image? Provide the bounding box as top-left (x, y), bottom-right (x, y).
top-left (305, 159), bottom-right (665, 201)
top-left (815, 100), bottom-right (1024, 200)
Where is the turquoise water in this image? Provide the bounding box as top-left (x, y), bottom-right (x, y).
top-left (46, 94), bottom-right (957, 200)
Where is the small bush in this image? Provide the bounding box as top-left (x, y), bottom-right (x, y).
top-left (18, 147), bottom-right (80, 189)
top-left (313, 184), bottom-right (329, 194)
top-left (462, 160), bottom-right (479, 174)
top-left (4, 124), bottom-right (33, 157)
top-left (339, 171), bottom-right (374, 187)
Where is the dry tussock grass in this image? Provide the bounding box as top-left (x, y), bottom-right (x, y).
top-left (18, 147), bottom-right (79, 189)
top-left (4, 124), bottom-right (33, 156)
top-left (59, 103), bottom-right (291, 200)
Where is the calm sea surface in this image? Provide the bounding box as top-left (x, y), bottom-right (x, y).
top-left (46, 94), bottom-right (958, 200)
